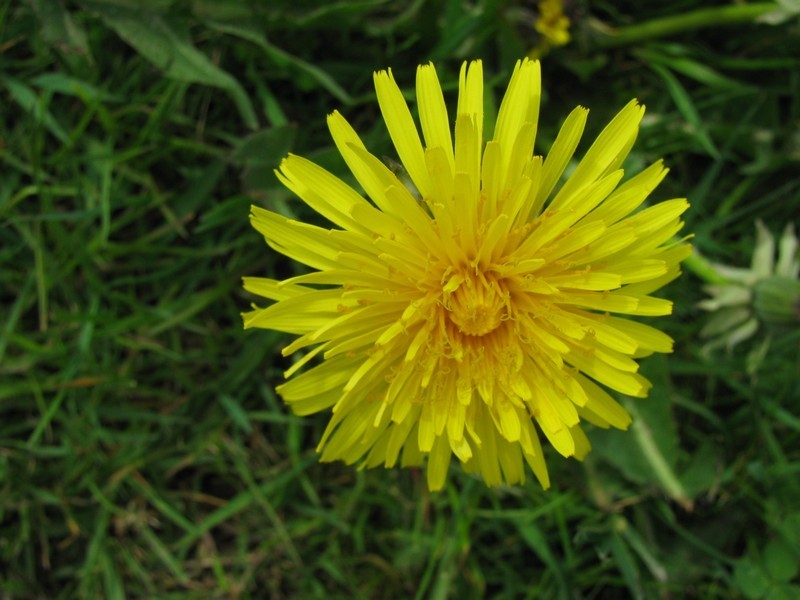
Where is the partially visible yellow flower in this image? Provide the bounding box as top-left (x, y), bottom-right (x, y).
top-left (532, 0), bottom-right (571, 57)
top-left (243, 59), bottom-right (691, 491)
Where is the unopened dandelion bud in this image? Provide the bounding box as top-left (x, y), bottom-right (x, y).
top-left (754, 276), bottom-right (800, 326)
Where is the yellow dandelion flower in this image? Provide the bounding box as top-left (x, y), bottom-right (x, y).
top-left (535, 0), bottom-right (571, 48)
top-left (243, 59), bottom-right (691, 491)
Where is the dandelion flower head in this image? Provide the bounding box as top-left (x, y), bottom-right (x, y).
top-left (243, 59), bottom-right (691, 491)
top-left (535, 0), bottom-right (571, 49)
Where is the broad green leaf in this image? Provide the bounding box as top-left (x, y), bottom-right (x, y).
top-left (83, 1), bottom-right (257, 128)
top-left (1, 76), bottom-right (70, 144)
top-left (679, 440), bottom-right (720, 498)
top-left (203, 18), bottom-right (354, 105)
top-left (232, 126), bottom-right (297, 191)
top-left (591, 357), bottom-right (691, 508)
top-left (781, 513), bottom-right (800, 546)
top-left (735, 559), bottom-right (770, 599)
top-left (764, 538), bottom-right (799, 582)
top-left (232, 126), bottom-right (297, 167)
top-left (31, 0), bottom-right (92, 58)
top-left (766, 585), bottom-right (800, 600)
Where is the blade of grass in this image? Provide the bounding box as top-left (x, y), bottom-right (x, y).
top-left (649, 63), bottom-right (720, 159)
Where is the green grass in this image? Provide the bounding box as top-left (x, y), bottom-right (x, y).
top-left (2, 0), bottom-right (799, 598)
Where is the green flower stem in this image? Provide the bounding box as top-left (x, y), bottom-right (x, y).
top-left (683, 251), bottom-right (729, 285)
top-left (624, 400), bottom-right (693, 511)
top-left (594, 4), bottom-right (776, 49)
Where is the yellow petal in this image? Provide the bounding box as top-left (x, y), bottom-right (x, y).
top-left (566, 349), bottom-right (650, 397)
top-left (605, 316), bottom-right (674, 353)
top-left (576, 373), bottom-right (632, 429)
top-left (385, 409), bottom-right (419, 467)
top-left (277, 154), bottom-right (400, 235)
top-left (493, 59), bottom-right (540, 189)
top-left (549, 100), bottom-right (644, 211)
top-left (243, 289), bottom-right (344, 333)
top-left (416, 63), bottom-right (454, 168)
top-left (242, 276), bottom-right (311, 301)
top-left (374, 68), bottom-right (431, 197)
top-left (457, 60), bottom-right (483, 135)
top-left (589, 160), bottom-right (668, 225)
top-left (534, 105), bottom-right (588, 212)
top-left (427, 434), bottom-right (453, 491)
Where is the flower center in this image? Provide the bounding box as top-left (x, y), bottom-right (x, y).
top-left (445, 271), bottom-right (508, 336)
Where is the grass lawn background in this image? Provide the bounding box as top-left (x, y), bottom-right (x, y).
top-left (2, 1), bottom-right (799, 597)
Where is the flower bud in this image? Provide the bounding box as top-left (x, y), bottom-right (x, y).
top-left (753, 275), bottom-right (800, 326)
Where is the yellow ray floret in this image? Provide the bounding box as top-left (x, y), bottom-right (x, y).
top-left (243, 59), bottom-right (691, 491)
